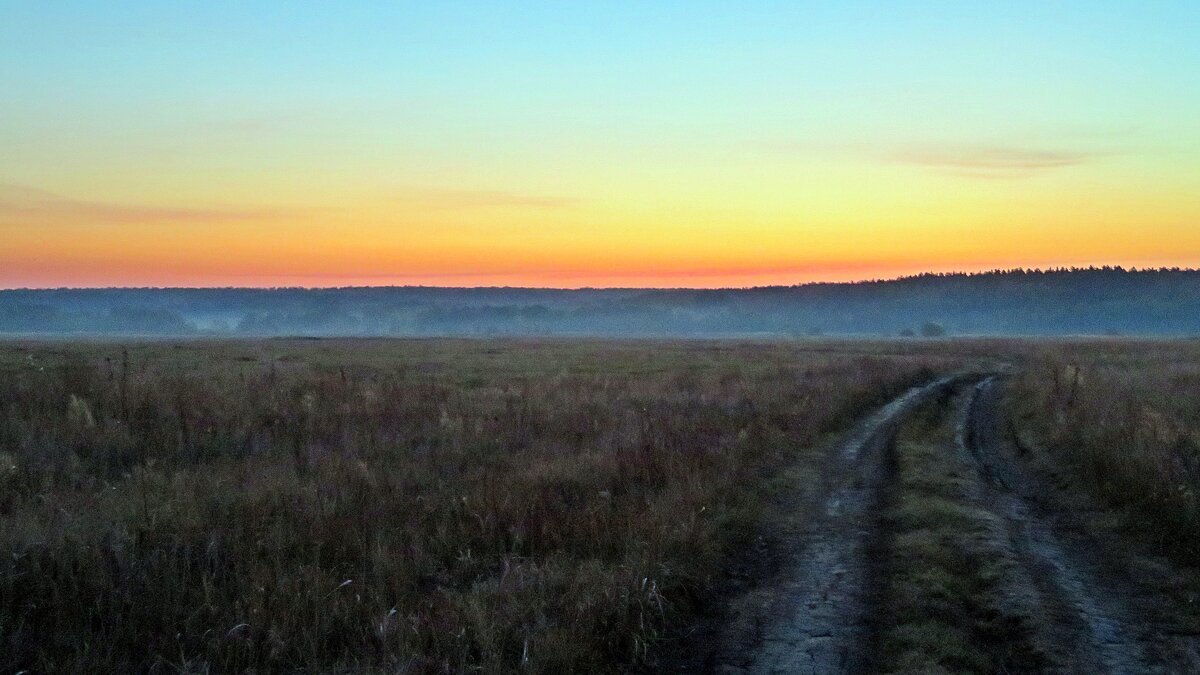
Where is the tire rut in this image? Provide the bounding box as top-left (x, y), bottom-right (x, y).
top-left (714, 374), bottom-right (970, 674)
top-left (958, 377), bottom-right (1157, 674)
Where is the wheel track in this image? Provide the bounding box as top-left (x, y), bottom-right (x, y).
top-left (958, 377), bottom-right (1157, 674)
top-left (715, 374), bottom-right (971, 674)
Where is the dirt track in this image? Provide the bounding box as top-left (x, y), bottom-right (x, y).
top-left (711, 375), bottom-right (966, 674)
top-left (706, 373), bottom-right (1200, 674)
top-left (700, 372), bottom-right (1200, 672)
top-left (959, 377), bottom-right (1198, 674)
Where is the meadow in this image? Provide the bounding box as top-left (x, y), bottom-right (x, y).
top-left (3, 337), bottom-right (1198, 673)
top-left (0, 338), bottom-right (961, 673)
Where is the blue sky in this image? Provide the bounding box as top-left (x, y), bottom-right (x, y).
top-left (2, 1), bottom-right (1198, 287)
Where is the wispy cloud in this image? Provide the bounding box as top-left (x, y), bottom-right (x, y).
top-left (759, 139), bottom-right (1107, 178)
top-left (884, 144), bottom-right (1099, 178)
top-left (392, 186), bottom-right (578, 211)
top-left (0, 184), bottom-right (309, 224)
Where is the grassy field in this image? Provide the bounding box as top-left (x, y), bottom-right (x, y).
top-left (1010, 339), bottom-right (1200, 564)
top-left (0, 338), bottom-right (964, 673)
top-left (6, 337), bottom-right (1197, 672)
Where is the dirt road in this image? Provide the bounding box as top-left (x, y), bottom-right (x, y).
top-left (705, 373), bottom-right (1199, 674)
top-left (959, 376), bottom-right (1198, 674)
top-left (711, 375), bottom-right (969, 674)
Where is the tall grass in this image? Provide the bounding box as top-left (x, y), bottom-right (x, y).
top-left (0, 339), bottom-right (951, 673)
top-left (1011, 340), bottom-right (1200, 563)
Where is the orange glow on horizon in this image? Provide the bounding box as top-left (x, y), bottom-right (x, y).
top-left (3, 4), bottom-right (1199, 289)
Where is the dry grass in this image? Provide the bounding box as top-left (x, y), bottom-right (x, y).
top-left (0, 338), bottom-right (958, 673)
top-left (1010, 339), bottom-right (1200, 563)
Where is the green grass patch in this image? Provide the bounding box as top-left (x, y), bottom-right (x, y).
top-left (875, 400), bottom-right (1041, 674)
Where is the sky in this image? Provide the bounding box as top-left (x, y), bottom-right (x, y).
top-left (2, 1), bottom-right (1199, 288)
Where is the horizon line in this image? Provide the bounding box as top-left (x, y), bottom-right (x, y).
top-left (2, 265), bottom-right (1196, 293)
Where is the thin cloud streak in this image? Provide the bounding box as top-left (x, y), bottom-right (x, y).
top-left (886, 144), bottom-right (1098, 177)
top-left (0, 184), bottom-right (311, 225)
top-left (759, 139), bottom-right (1107, 178)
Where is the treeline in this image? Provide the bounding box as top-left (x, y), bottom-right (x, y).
top-left (2, 267), bottom-right (1199, 337)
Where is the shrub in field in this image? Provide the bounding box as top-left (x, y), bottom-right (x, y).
top-left (920, 322), bottom-right (947, 338)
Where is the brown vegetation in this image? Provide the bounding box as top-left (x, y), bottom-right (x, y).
top-left (1010, 340), bottom-right (1200, 564)
top-left (0, 339), bottom-right (955, 673)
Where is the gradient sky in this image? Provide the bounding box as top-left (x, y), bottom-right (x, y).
top-left (2, 1), bottom-right (1199, 288)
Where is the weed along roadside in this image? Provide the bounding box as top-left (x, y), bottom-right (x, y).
top-left (972, 375), bottom-right (1200, 672)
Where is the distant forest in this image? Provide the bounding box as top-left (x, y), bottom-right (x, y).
top-left (2, 268), bottom-right (1198, 337)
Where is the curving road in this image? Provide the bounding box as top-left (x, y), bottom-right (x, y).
top-left (715, 374), bottom-right (971, 674)
top-left (959, 376), bottom-right (1159, 674)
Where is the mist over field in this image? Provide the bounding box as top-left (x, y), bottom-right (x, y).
top-left (3, 268), bottom-right (1198, 338)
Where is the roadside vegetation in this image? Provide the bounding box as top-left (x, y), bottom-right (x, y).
top-left (0, 339), bottom-right (954, 673)
top-left (1010, 340), bottom-right (1200, 564)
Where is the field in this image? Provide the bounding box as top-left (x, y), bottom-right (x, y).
top-left (1010, 341), bottom-right (1200, 564)
top-left (1, 338), bottom-right (1197, 672)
